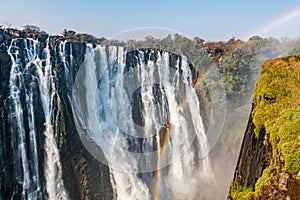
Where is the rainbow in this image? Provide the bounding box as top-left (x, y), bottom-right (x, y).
top-left (152, 6), bottom-right (300, 199)
top-left (151, 61), bottom-right (219, 200)
top-left (152, 122), bottom-right (172, 200)
top-left (248, 6), bottom-right (300, 39)
top-left (151, 6), bottom-right (300, 199)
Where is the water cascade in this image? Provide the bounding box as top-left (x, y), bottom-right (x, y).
top-left (6, 38), bottom-right (69, 200)
top-left (72, 45), bottom-right (216, 200)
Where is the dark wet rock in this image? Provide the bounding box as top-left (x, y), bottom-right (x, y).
top-left (50, 37), bottom-right (114, 200)
top-left (0, 27), bottom-right (209, 200)
top-left (0, 28), bottom-right (115, 200)
top-left (232, 105), bottom-right (272, 188)
top-left (0, 35), bottom-right (4, 43)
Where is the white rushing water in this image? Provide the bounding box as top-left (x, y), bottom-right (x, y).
top-left (39, 39), bottom-right (69, 200)
top-left (8, 39), bottom-right (40, 199)
top-left (72, 45), bottom-right (215, 200)
top-left (7, 38), bottom-right (69, 200)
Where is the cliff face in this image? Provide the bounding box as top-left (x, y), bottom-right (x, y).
top-left (0, 28), bottom-right (212, 200)
top-left (228, 56), bottom-right (300, 200)
top-left (0, 28), bottom-right (114, 200)
top-left (233, 112), bottom-right (272, 189)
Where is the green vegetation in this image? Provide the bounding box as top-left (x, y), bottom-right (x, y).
top-left (57, 31), bottom-right (300, 108)
top-left (62, 29), bottom-right (105, 43)
top-left (218, 36), bottom-right (291, 106)
top-left (270, 109), bottom-right (300, 176)
top-left (106, 34), bottom-right (214, 74)
top-left (253, 166), bottom-right (272, 196)
top-left (253, 56), bottom-right (300, 137)
top-left (230, 181), bottom-right (254, 200)
top-left (23, 24), bottom-right (41, 33)
top-left (107, 35), bottom-right (299, 107)
top-left (230, 167), bottom-right (273, 200)
top-left (231, 56), bottom-right (300, 199)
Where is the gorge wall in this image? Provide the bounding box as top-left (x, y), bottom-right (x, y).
top-left (228, 56), bottom-right (300, 200)
top-left (0, 28), bottom-right (114, 200)
top-left (0, 28), bottom-right (215, 200)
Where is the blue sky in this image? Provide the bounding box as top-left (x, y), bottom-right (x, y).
top-left (1, 0), bottom-right (300, 41)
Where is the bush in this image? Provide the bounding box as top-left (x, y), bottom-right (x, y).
top-left (230, 181), bottom-right (254, 200)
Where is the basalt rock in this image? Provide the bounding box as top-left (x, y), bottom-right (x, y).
top-left (232, 109), bottom-right (272, 189)
top-left (0, 28), bottom-right (210, 200)
top-left (0, 28), bottom-right (114, 200)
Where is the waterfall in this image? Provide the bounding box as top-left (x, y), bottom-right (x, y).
top-left (72, 45), bottom-right (215, 200)
top-left (6, 38), bottom-right (69, 200)
top-left (2, 34), bottom-right (215, 200)
top-left (39, 39), bottom-right (69, 200)
top-left (7, 39), bottom-right (42, 199)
